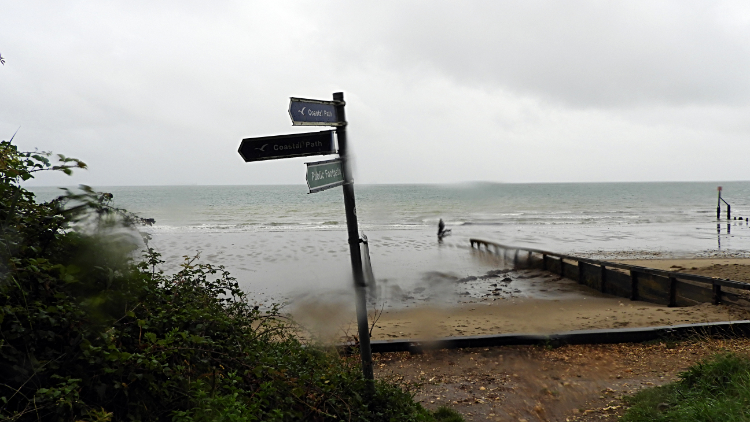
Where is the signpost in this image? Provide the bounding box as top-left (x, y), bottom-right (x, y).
top-left (306, 158), bottom-right (344, 193)
top-left (238, 130), bottom-right (335, 162)
top-left (238, 92), bottom-right (374, 390)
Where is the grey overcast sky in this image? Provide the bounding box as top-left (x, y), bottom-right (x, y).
top-left (2, 1), bottom-right (750, 186)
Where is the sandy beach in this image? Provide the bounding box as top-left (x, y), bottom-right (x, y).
top-left (292, 257), bottom-right (750, 342)
top-left (611, 258), bottom-right (750, 282)
top-left (367, 298), bottom-right (748, 340)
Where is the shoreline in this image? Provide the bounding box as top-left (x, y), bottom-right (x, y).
top-left (293, 257), bottom-right (750, 343)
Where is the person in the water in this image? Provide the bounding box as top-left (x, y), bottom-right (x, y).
top-left (438, 219), bottom-right (451, 239)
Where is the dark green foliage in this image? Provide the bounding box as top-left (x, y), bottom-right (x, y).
top-left (622, 352), bottom-right (750, 422)
top-left (432, 406), bottom-right (465, 422)
top-left (0, 139), bottom-right (459, 421)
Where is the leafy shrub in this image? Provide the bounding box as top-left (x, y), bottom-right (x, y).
top-left (432, 406), bottom-right (465, 422)
top-left (1, 139), bottom-right (450, 421)
top-left (622, 352), bottom-right (750, 422)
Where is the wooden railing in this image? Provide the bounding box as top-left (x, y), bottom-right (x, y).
top-left (470, 238), bottom-right (750, 307)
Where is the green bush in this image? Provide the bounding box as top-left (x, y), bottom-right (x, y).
top-left (432, 406), bottom-right (465, 422)
top-left (622, 352), bottom-right (750, 422)
top-left (0, 139), bottom-right (456, 421)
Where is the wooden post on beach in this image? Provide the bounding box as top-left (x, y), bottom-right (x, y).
top-left (334, 92), bottom-right (375, 386)
top-left (669, 276), bottom-right (677, 307)
top-left (718, 187), bottom-right (731, 220)
top-left (630, 271), bottom-right (639, 301)
top-left (713, 283), bottom-right (722, 305)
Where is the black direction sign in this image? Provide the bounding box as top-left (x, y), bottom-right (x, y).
top-left (238, 130), bottom-right (336, 162)
top-left (289, 97), bottom-right (345, 126)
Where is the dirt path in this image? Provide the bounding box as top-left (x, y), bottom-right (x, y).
top-left (357, 260), bottom-right (750, 421)
top-left (374, 338), bottom-right (750, 422)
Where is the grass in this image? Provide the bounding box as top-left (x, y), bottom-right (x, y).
top-left (621, 352), bottom-right (750, 421)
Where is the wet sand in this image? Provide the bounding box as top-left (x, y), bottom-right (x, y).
top-left (293, 258), bottom-right (750, 342)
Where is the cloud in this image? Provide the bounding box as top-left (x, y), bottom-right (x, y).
top-left (2, 1), bottom-right (750, 186)
top-left (308, 1), bottom-right (750, 108)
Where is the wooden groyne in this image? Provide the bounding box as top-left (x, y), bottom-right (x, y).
top-left (338, 240), bottom-right (750, 355)
top-left (470, 238), bottom-right (750, 308)
top-left (355, 321), bottom-right (750, 354)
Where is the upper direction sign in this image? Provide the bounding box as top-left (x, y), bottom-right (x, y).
top-left (289, 97), bottom-right (345, 126)
top-left (238, 130), bottom-right (336, 162)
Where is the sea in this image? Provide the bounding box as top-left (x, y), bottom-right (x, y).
top-left (29, 182), bottom-right (750, 306)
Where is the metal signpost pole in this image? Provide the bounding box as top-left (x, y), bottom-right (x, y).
top-left (333, 92), bottom-right (374, 385)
